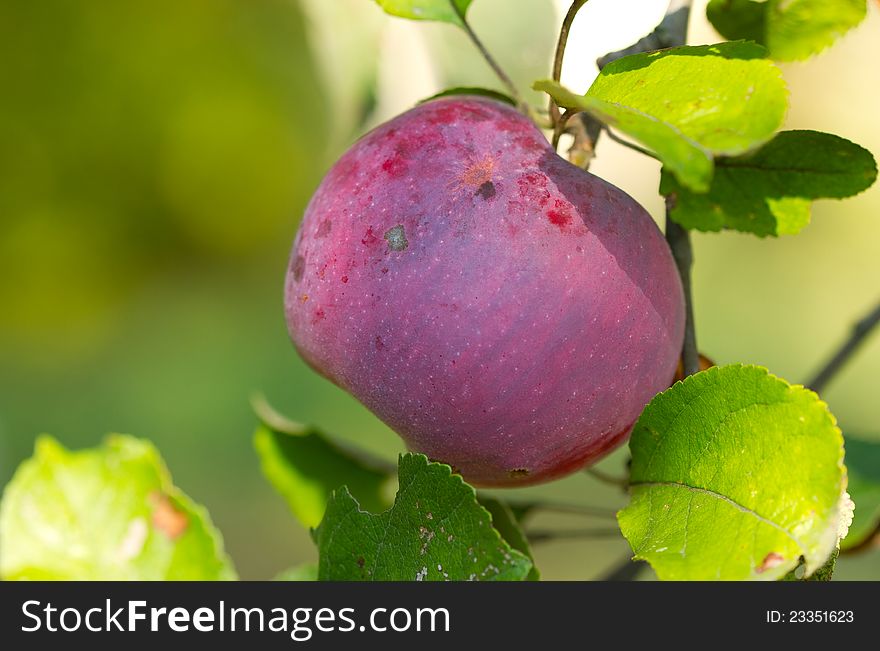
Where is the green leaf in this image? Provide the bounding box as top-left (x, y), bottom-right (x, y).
top-left (478, 497), bottom-right (540, 580)
top-left (536, 42), bottom-right (788, 191)
top-left (619, 365), bottom-right (847, 581)
top-left (767, 0), bottom-right (867, 61)
top-left (316, 454), bottom-right (532, 581)
top-left (0, 435), bottom-right (236, 580)
top-left (373, 0), bottom-right (473, 26)
top-left (840, 437), bottom-right (880, 551)
top-left (588, 42), bottom-right (787, 155)
top-left (535, 80), bottom-right (713, 191)
top-left (707, 0), bottom-right (868, 62)
top-left (661, 130), bottom-right (878, 236)
top-left (274, 563), bottom-right (318, 581)
top-left (420, 87), bottom-right (516, 106)
top-left (808, 547), bottom-right (839, 580)
top-left (707, 0), bottom-right (767, 43)
top-left (253, 398), bottom-right (392, 529)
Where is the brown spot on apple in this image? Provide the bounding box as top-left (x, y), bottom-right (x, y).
top-left (291, 255), bottom-right (305, 282)
top-left (316, 219), bottom-right (332, 238)
top-left (475, 181), bottom-right (496, 201)
top-left (460, 155), bottom-right (495, 188)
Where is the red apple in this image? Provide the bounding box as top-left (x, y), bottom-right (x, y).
top-left (285, 96), bottom-right (684, 486)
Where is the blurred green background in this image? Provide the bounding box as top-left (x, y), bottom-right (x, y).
top-left (1, 0), bottom-right (878, 579)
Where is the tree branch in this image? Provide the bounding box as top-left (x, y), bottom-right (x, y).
top-left (603, 127), bottom-right (659, 160)
top-left (666, 213), bottom-right (700, 376)
top-left (643, 1), bottom-right (699, 378)
top-left (451, 3), bottom-right (523, 108)
top-left (807, 298), bottom-right (880, 394)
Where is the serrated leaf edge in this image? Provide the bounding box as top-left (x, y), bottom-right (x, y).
top-left (317, 453), bottom-right (533, 581)
top-left (623, 364), bottom-right (847, 578)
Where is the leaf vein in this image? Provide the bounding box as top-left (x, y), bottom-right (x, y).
top-left (631, 479), bottom-right (807, 553)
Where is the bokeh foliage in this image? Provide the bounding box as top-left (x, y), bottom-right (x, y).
top-left (0, 0), bottom-right (327, 357)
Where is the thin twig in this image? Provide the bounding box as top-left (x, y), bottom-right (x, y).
top-left (549, 0), bottom-right (590, 125)
top-left (503, 499), bottom-right (618, 519)
top-left (600, 557), bottom-right (647, 581)
top-left (584, 466), bottom-right (629, 489)
top-left (603, 127), bottom-right (659, 159)
top-left (527, 528), bottom-right (622, 543)
top-left (807, 298), bottom-right (880, 394)
top-left (552, 108), bottom-right (575, 150)
top-left (451, 2), bottom-right (523, 108)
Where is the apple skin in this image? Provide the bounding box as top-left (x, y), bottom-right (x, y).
top-left (285, 96), bottom-right (684, 487)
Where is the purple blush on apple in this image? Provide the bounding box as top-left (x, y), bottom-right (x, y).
top-left (285, 96), bottom-right (684, 486)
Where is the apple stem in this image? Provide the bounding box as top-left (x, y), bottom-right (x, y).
top-left (807, 298), bottom-right (880, 395)
top-left (549, 0), bottom-right (591, 126)
top-left (451, 4), bottom-right (525, 111)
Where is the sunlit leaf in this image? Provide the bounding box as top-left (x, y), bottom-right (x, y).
top-left (619, 365), bottom-right (847, 580)
top-left (707, 0), bottom-right (868, 61)
top-left (373, 0), bottom-right (473, 26)
top-left (534, 80), bottom-right (713, 191)
top-left (535, 42), bottom-right (788, 191)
